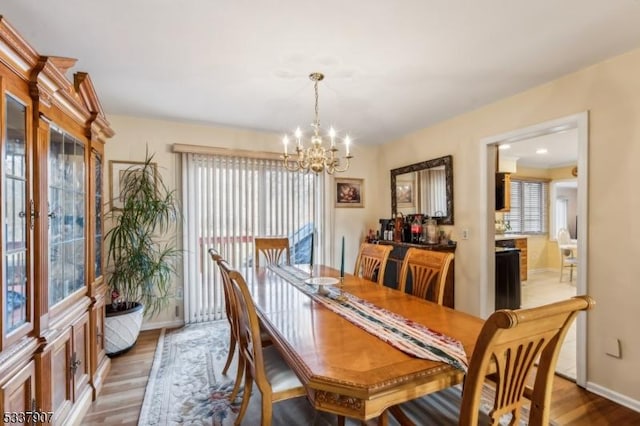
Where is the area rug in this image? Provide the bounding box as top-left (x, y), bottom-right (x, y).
top-left (138, 320), bottom-right (531, 425)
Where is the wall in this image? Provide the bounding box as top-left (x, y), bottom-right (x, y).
top-left (377, 48), bottom-right (640, 403)
top-left (104, 115), bottom-right (380, 328)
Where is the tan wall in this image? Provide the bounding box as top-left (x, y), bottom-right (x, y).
top-left (526, 235), bottom-right (549, 272)
top-left (377, 48), bottom-right (640, 401)
top-left (104, 115), bottom-right (381, 327)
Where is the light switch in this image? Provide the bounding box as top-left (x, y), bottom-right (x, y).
top-left (605, 337), bottom-right (621, 358)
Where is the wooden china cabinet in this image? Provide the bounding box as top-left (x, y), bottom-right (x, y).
top-left (0, 17), bottom-right (113, 425)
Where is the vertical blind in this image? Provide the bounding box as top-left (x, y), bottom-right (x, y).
top-left (419, 167), bottom-right (447, 216)
top-left (505, 178), bottom-right (548, 234)
top-left (181, 152), bottom-right (324, 323)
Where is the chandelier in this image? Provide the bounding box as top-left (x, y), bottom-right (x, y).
top-left (282, 72), bottom-right (353, 174)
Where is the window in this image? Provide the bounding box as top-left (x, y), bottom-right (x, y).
top-left (555, 198), bottom-right (568, 235)
top-left (504, 178), bottom-right (548, 234)
top-left (181, 152), bottom-right (324, 322)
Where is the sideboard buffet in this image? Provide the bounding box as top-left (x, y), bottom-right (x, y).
top-left (0, 17), bottom-right (114, 425)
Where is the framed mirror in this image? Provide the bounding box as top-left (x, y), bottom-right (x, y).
top-left (390, 155), bottom-right (454, 224)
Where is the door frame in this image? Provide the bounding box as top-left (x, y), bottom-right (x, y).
top-left (478, 111), bottom-right (589, 386)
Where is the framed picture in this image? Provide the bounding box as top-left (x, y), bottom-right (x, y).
top-left (395, 181), bottom-right (415, 208)
top-left (335, 178), bottom-right (364, 208)
top-left (109, 160), bottom-right (157, 210)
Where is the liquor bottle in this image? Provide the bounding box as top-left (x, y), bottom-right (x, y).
top-left (411, 215), bottom-right (422, 243)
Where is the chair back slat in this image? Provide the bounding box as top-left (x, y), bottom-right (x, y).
top-left (353, 243), bottom-right (392, 285)
top-left (254, 237), bottom-right (290, 268)
top-left (459, 295), bottom-right (595, 426)
top-left (398, 248), bottom-right (453, 304)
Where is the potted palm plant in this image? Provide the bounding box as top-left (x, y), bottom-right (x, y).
top-left (104, 152), bottom-right (180, 355)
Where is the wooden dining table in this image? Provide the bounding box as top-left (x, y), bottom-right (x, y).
top-left (243, 264), bottom-right (485, 422)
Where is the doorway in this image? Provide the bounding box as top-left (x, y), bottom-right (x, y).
top-left (479, 112), bottom-right (588, 386)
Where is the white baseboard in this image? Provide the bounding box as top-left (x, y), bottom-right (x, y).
top-left (141, 319), bottom-right (184, 331)
top-left (586, 381), bottom-right (640, 413)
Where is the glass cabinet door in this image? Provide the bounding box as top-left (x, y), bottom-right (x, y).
top-left (48, 127), bottom-right (86, 306)
top-left (3, 95), bottom-right (29, 334)
top-left (93, 151), bottom-right (103, 279)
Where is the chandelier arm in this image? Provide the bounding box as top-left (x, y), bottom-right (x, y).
top-left (282, 155), bottom-right (301, 172)
top-left (331, 157), bottom-right (351, 174)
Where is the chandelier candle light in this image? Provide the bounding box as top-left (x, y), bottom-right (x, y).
top-left (282, 72), bottom-right (353, 174)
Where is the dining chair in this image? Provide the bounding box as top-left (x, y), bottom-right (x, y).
top-left (220, 262), bottom-right (309, 426)
top-left (353, 243), bottom-right (392, 285)
top-left (207, 249), bottom-right (237, 376)
top-left (209, 250), bottom-right (252, 405)
top-left (398, 248), bottom-right (454, 304)
top-left (254, 237), bottom-right (290, 268)
top-left (557, 228), bottom-right (577, 282)
top-left (209, 249), bottom-right (273, 403)
top-left (388, 248), bottom-right (454, 426)
top-left (396, 295), bottom-right (595, 425)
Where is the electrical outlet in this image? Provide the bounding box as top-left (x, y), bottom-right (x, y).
top-left (462, 229), bottom-right (470, 240)
top-left (175, 305), bottom-right (180, 318)
top-left (176, 287), bottom-right (183, 299)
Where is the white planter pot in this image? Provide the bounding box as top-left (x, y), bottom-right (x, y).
top-left (105, 302), bottom-right (144, 356)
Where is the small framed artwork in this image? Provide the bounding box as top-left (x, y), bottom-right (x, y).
top-left (395, 181), bottom-right (414, 208)
top-left (109, 160), bottom-right (157, 210)
top-left (335, 178), bottom-right (364, 208)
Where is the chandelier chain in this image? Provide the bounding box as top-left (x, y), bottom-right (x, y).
top-left (313, 79), bottom-right (320, 134)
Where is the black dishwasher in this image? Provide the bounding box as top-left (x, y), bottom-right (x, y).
top-left (495, 247), bottom-right (521, 310)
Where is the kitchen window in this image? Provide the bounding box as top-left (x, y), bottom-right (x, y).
top-left (504, 178), bottom-right (548, 234)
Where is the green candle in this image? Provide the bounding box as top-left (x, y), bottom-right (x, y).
top-left (309, 231), bottom-right (314, 268)
top-left (340, 236), bottom-right (345, 278)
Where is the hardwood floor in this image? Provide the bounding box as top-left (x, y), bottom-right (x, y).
top-left (83, 329), bottom-right (161, 425)
top-left (82, 328), bottom-right (640, 425)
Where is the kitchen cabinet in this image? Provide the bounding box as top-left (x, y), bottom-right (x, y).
top-left (496, 172), bottom-right (511, 211)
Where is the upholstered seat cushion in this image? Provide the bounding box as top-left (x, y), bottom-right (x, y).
top-left (263, 345), bottom-right (304, 394)
top-left (398, 385), bottom-right (530, 426)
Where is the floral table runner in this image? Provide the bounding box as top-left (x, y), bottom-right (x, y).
top-left (268, 265), bottom-right (468, 372)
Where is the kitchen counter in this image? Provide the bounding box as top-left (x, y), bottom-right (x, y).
top-left (495, 234), bottom-right (528, 241)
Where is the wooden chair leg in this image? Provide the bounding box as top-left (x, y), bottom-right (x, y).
top-left (388, 405), bottom-right (415, 426)
top-left (261, 393), bottom-right (273, 426)
top-left (223, 334), bottom-right (236, 374)
top-left (234, 366), bottom-right (253, 425)
top-left (229, 353), bottom-right (244, 402)
top-left (377, 409), bottom-right (389, 426)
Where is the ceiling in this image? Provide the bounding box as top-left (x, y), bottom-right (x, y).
top-left (500, 129), bottom-right (578, 168)
top-left (3, 1), bottom-right (640, 146)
